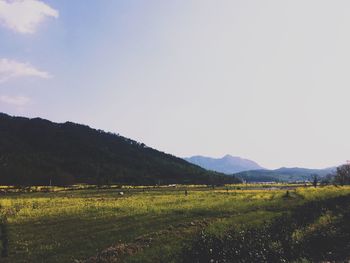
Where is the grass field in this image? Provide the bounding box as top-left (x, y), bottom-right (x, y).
top-left (0, 184), bottom-right (349, 262)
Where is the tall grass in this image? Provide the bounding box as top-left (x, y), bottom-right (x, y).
top-left (0, 185), bottom-right (348, 262)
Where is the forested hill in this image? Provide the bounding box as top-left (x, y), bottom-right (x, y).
top-left (0, 113), bottom-right (239, 186)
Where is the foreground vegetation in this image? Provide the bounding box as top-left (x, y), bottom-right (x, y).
top-left (0, 184), bottom-right (349, 262)
top-left (184, 192), bottom-right (350, 262)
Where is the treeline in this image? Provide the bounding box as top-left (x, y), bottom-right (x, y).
top-left (235, 167), bottom-right (336, 183)
top-left (333, 164), bottom-right (350, 185)
top-left (0, 113), bottom-right (240, 186)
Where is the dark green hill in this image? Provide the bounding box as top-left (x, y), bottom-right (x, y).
top-left (0, 113), bottom-right (239, 186)
top-left (235, 167), bottom-right (336, 182)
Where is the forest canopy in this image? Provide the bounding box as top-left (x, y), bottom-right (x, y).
top-left (0, 113), bottom-right (240, 186)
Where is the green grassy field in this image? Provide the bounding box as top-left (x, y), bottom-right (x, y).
top-left (0, 184), bottom-right (349, 263)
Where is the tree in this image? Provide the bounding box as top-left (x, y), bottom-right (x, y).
top-left (311, 174), bottom-right (319, 188)
top-left (334, 164), bottom-right (350, 186)
top-left (320, 173), bottom-right (333, 186)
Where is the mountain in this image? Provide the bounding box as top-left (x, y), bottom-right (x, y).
top-left (0, 113), bottom-right (240, 186)
top-left (235, 167), bottom-right (337, 182)
top-left (184, 155), bottom-right (264, 174)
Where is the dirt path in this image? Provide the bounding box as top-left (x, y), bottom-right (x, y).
top-left (77, 219), bottom-right (210, 263)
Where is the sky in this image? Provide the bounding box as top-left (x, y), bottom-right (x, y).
top-left (0, 0), bottom-right (350, 169)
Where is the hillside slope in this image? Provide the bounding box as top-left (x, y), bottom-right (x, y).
top-left (184, 154), bottom-right (264, 174)
top-left (0, 113), bottom-right (239, 186)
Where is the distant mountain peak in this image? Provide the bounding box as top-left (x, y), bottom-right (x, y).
top-left (222, 154), bottom-right (239, 160)
top-left (184, 154), bottom-right (264, 174)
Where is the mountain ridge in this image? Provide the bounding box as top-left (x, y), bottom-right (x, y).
top-left (185, 154), bottom-right (338, 182)
top-left (0, 112), bottom-right (240, 186)
top-left (184, 154), bottom-right (264, 174)
top-left (235, 166), bottom-right (337, 182)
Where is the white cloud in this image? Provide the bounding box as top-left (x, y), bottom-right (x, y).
top-left (0, 0), bottom-right (58, 34)
top-left (0, 95), bottom-right (30, 106)
top-left (0, 58), bottom-right (51, 83)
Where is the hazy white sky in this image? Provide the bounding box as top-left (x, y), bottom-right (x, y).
top-left (1, 0), bottom-right (350, 169)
